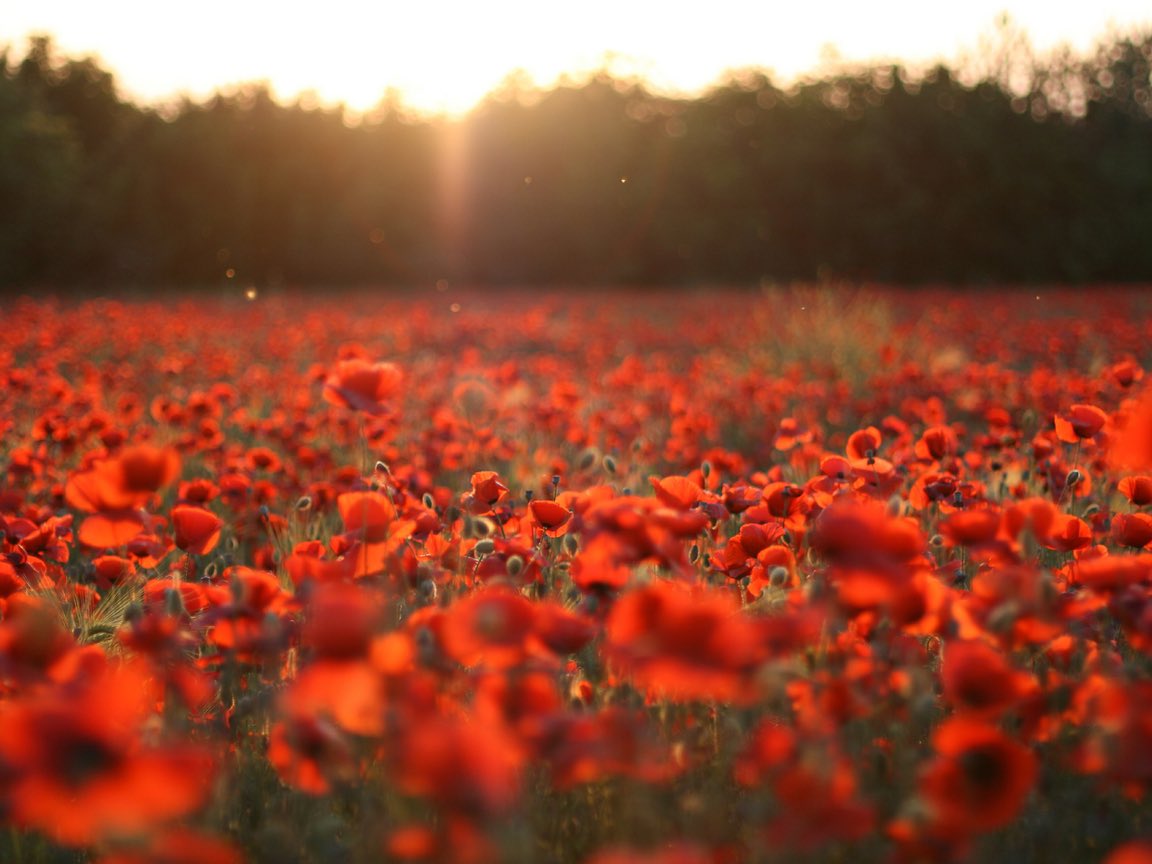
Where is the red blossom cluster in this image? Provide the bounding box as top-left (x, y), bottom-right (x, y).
top-left (0, 288), bottom-right (1151, 862)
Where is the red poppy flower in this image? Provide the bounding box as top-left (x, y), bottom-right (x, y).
top-left (921, 718), bottom-right (1036, 834)
top-left (528, 498), bottom-right (571, 532)
top-left (531, 602), bottom-right (595, 655)
top-left (91, 555), bottom-right (137, 590)
top-left (77, 511), bottom-right (148, 549)
top-left (1054, 404), bottom-right (1108, 443)
top-left (1111, 513), bottom-right (1152, 548)
top-left (605, 580), bottom-right (762, 704)
top-left (774, 417), bottom-right (812, 451)
top-left (385, 825), bottom-right (439, 862)
top-left (1112, 391), bottom-right (1152, 470)
top-left (302, 583), bottom-right (380, 660)
top-left (171, 505), bottom-right (223, 555)
top-left (1074, 553), bottom-right (1152, 593)
top-left (915, 425), bottom-right (959, 461)
top-left (338, 490), bottom-right (398, 542)
top-left (322, 358), bottom-right (403, 415)
top-left (268, 715), bottom-right (357, 795)
top-left (1104, 841), bottom-right (1152, 864)
top-left (466, 470), bottom-right (509, 514)
top-left (846, 426), bottom-right (883, 460)
top-left (942, 640), bottom-right (1032, 717)
top-left (282, 659), bottom-right (387, 736)
top-left (1119, 475), bottom-right (1152, 506)
top-left (940, 509), bottom-right (1001, 547)
top-left (0, 662), bottom-right (215, 846)
top-left (1040, 513), bottom-right (1093, 552)
top-left (392, 718), bottom-right (521, 818)
top-left (649, 475), bottom-right (701, 510)
top-left (112, 443), bottom-right (182, 497)
top-left (441, 589), bottom-right (537, 669)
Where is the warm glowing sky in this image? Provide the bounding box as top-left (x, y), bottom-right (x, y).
top-left (2, 2), bottom-right (1149, 115)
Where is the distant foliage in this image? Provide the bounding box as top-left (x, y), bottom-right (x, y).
top-left (0, 30), bottom-right (1150, 288)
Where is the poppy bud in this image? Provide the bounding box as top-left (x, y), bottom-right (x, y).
top-left (375, 461), bottom-right (389, 474)
top-left (506, 555), bottom-right (525, 578)
top-left (701, 461), bottom-right (712, 479)
top-left (578, 449), bottom-right (598, 470)
top-left (604, 456), bottom-right (618, 474)
top-left (563, 534), bottom-right (579, 556)
top-left (165, 587), bottom-right (186, 617)
top-left (295, 495), bottom-right (312, 511)
top-left (689, 544), bottom-right (700, 563)
top-left (1066, 469), bottom-right (1082, 487)
top-left (474, 538), bottom-right (496, 556)
top-left (769, 566), bottom-right (789, 588)
top-left (422, 492), bottom-right (435, 510)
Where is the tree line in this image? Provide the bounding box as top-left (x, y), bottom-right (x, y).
top-left (1, 28), bottom-right (1150, 289)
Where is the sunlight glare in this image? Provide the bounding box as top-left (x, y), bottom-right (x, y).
top-left (1, 1), bottom-right (1149, 115)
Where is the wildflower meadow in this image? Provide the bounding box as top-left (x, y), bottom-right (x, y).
top-left (2, 284), bottom-right (1152, 863)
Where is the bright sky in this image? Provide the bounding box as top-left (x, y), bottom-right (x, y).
top-left (2, 2), bottom-right (1149, 115)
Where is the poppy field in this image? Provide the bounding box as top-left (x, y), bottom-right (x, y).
top-left (4, 285), bottom-right (1152, 864)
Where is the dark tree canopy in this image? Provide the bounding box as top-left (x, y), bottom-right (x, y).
top-left (1, 31), bottom-right (1151, 289)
